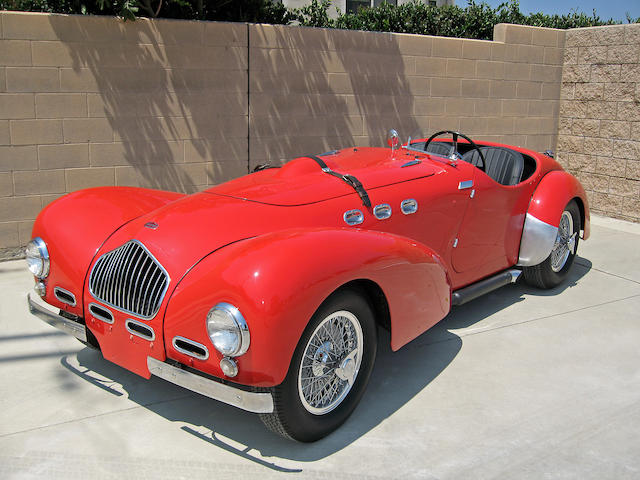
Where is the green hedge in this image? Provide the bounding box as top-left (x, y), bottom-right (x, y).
top-left (0, 0), bottom-right (296, 23)
top-left (297, 0), bottom-right (637, 40)
top-left (1, 0), bottom-right (637, 39)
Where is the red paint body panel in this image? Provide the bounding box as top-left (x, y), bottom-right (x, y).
top-left (163, 229), bottom-right (449, 386)
top-left (527, 170), bottom-right (591, 237)
top-left (31, 187), bottom-right (184, 317)
top-left (210, 148), bottom-right (443, 206)
top-left (29, 138), bottom-right (590, 388)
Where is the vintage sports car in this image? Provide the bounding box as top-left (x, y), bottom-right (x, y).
top-left (26, 130), bottom-right (589, 442)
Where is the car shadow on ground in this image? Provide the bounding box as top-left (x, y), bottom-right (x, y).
top-left (60, 258), bottom-right (591, 469)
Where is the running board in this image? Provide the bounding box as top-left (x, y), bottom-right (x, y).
top-left (451, 269), bottom-right (521, 306)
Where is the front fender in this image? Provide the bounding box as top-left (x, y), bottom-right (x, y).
top-left (518, 170), bottom-right (590, 266)
top-left (32, 187), bottom-right (184, 317)
top-left (163, 228), bottom-right (450, 387)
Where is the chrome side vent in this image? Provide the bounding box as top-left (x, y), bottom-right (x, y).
top-left (89, 303), bottom-right (114, 324)
top-left (89, 240), bottom-right (169, 319)
top-left (173, 336), bottom-right (209, 360)
top-left (373, 204), bottom-right (392, 220)
top-left (54, 287), bottom-right (76, 306)
top-left (125, 319), bottom-right (155, 341)
top-left (401, 199), bottom-right (418, 215)
top-left (343, 209), bottom-right (364, 226)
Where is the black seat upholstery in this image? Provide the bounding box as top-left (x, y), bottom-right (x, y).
top-left (461, 147), bottom-right (525, 186)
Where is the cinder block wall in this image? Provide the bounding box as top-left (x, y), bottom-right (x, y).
top-left (0, 12), bottom-right (249, 251)
top-left (1, 12), bottom-right (567, 251)
top-left (557, 24), bottom-right (640, 222)
top-left (249, 22), bottom-right (564, 168)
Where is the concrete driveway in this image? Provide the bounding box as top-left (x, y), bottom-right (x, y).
top-left (1, 215), bottom-right (639, 479)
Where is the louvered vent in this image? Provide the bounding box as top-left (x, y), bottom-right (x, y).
top-left (89, 240), bottom-right (169, 319)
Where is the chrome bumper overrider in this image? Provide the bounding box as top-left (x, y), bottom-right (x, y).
top-left (146, 357), bottom-right (274, 414)
top-left (27, 293), bottom-right (87, 342)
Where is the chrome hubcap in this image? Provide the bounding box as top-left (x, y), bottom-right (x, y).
top-left (551, 211), bottom-right (575, 272)
top-left (298, 310), bottom-right (363, 415)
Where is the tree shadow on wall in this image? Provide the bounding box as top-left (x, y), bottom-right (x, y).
top-left (48, 15), bottom-right (429, 190)
top-left (48, 15), bottom-right (249, 193)
top-left (246, 24), bottom-right (424, 167)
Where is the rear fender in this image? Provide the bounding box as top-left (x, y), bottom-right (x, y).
top-left (32, 187), bottom-right (184, 317)
top-left (518, 171), bottom-right (590, 266)
top-left (163, 228), bottom-right (451, 387)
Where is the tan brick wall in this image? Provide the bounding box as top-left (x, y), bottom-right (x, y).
top-left (1, 12), bottom-right (566, 250)
top-left (1, 12), bottom-right (248, 250)
top-left (558, 24), bottom-right (640, 222)
top-left (249, 23), bottom-right (564, 168)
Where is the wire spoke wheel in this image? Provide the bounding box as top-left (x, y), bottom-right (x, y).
top-left (260, 289), bottom-right (376, 441)
top-left (550, 211), bottom-right (575, 272)
top-left (297, 310), bottom-right (363, 415)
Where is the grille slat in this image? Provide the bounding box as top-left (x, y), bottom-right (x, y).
top-left (124, 247), bottom-right (143, 312)
top-left (135, 256), bottom-right (153, 315)
top-left (119, 242), bottom-right (136, 309)
top-left (89, 241), bottom-right (169, 319)
top-left (127, 249), bottom-right (145, 313)
top-left (114, 243), bottom-right (129, 309)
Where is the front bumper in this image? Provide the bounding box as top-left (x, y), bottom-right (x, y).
top-left (147, 357), bottom-right (274, 413)
top-left (27, 293), bottom-right (87, 342)
top-left (27, 293), bottom-right (274, 414)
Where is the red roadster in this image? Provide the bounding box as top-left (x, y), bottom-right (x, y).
top-left (26, 130), bottom-right (589, 441)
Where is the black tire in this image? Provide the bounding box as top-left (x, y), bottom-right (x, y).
top-left (523, 200), bottom-right (581, 289)
top-left (260, 289), bottom-right (377, 442)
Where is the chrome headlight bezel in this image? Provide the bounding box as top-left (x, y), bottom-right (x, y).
top-left (25, 237), bottom-right (50, 279)
top-left (206, 302), bottom-right (250, 357)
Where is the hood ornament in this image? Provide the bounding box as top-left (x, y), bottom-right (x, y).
top-left (144, 221), bottom-right (159, 230)
top-left (387, 129), bottom-right (400, 155)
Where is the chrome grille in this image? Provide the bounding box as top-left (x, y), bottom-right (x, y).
top-left (89, 240), bottom-right (169, 319)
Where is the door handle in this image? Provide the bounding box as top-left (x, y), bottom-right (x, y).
top-left (458, 180), bottom-right (473, 190)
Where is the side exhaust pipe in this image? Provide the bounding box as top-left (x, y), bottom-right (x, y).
top-left (451, 269), bottom-right (521, 306)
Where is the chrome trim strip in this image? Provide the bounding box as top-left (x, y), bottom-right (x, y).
top-left (88, 302), bottom-right (114, 324)
top-left (27, 293), bottom-right (87, 342)
top-left (508, 269), bottom-right (522, 282)
top-left (458, 180), bottom-right (473, 190)
top-left (53, 287), bottom-right (76, 307)
top-left (517, 213), bottom-right (559, 266)
top-left (173, 336), bottom-right (210, 361)
top-left (125, 319), bottom-right (155, 341)
top-left (147, 357), bottom-right (274, 414)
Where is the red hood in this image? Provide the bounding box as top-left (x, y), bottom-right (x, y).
top-left (91, 147), bottom-right (444, 279)
top-left (207, 147), bottom-right (443, 206)
top-left (93, 192), bottom-right (284, 279)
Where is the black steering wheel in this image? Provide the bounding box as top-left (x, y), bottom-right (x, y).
top-left (424, 130), bottom-right (486, 172)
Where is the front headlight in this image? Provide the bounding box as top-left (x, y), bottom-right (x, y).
top-left (25, 237), bottom-right (50, 279)
top-left (206, 302), bottom-right (250, 357)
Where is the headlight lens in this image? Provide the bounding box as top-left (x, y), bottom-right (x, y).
top-left (25, 237), bottom-right (50, 279)
top-left (206, 302), bottom-right (250, 357)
